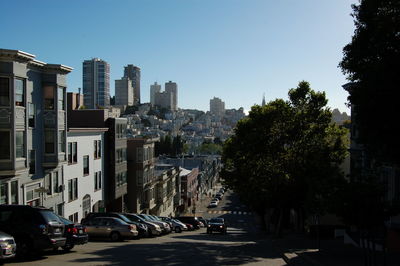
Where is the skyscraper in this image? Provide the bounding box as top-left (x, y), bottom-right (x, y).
top-left (165, 81), bottom-right (178, 111)
top-left (123, 64), bottom-right (141, 105)
top-left (210, 97), bottom-right (225, 116)
top-left (150, 82), bottom-right (161, 107)
top-left (82, 58), bottom-right (110, 109)
top-left (115, 77), bottom-right (134, 106)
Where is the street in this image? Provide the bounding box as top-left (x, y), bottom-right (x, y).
top-left (6, 190), bottom-right (286, 266)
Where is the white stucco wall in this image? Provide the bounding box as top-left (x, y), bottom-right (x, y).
top-left (63, 131), bottom-right (104, 222)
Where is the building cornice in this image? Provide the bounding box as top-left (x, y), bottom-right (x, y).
top-left (0, 48), bottom-right (73, 73)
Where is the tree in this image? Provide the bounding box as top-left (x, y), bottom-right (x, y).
top-left (339, 0), bottom-right (400, 164)
top-left (221, 81), bottom-right (348, 235)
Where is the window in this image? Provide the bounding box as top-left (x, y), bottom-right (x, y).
top-left (0, 131), bottom-right (10, 160)
top-left (68, 142), bottom-right (78, 164)
top-left (58, 87), bottom-right (65, 110)
top-left (116, 171), bottom-right (127, 188)
top-left (57, 203), bottom-right (63, 216)
top-left (28, 103), bottom-right (35, 128)
top-left (44, 86), bottom-right (54, 110)
top-left (45, 174), bottom-right (52, 195)
top-left (14, 79), bottom-right (24, 106)
top-left (15, 131), bottom-right (25, 158)
top-left (83, 155), bottom-right (89, 175)
top-left (29, 150), bottom-right (35, 174)
top-left (0, 77), bottom-right (9, 106)
top-left (45, 130), bottom-right (55, 153)
top-left (0, 182), bottom-right (8, 204)
top-left (58, 131), bottom-right (65, 153)
top-left (94, 140), bottom-right (101, 159)
top-left (53, 172), bottom-right (59, 194)
top-left (94, 171), bottom-right (102, 191)
top-left (74, 212), bottom-right (78, 223)
top-left (10, 181), bottom-right (18, 204)
top-left (68, 178), bottom-right (78, 201)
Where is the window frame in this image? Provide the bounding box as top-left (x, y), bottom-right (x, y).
top-left (14, 78), bottom-right (24, 107)
top-left (83, 155), bottom-right (89, 176)
top-left (15, 131), bottom-right (25, 158)
top-left (0, 130), bottom-right (10, 160)
top-left (43, 85), bottom-right (55, 110)
top-left (44, 130), bottom-right (55, 154)
top-left (28, 102), bottom-right (35, 128)
top-left (0, 77), bottom-right (10, 107)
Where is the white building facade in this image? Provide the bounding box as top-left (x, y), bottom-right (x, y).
top-left (63, 128), bottom-right (106, 223)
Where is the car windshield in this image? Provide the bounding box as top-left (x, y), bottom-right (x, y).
top-left (58, 215), bottom-right (73, 225)
top-left (40, 210), bottom-right (62, 223)
top-left (209, 218), bottom-right (224, 224)
top-left (116, 214), bottom-right (131, 223)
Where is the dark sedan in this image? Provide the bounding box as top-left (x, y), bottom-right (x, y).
top-left (206, 218), bottom-right (227, 234)
top-left (57, 215), bottom-right (88, 251)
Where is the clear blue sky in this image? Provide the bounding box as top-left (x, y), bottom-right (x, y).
top-left (0, 0), bottom-right (356, 113)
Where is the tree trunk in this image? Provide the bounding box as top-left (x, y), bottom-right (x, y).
top-left (275, 208), bottom-right (284, 238)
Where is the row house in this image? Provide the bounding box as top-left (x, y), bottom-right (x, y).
top-left (127, 137), bottom-right (157, 214)
top-left (179, 167), bottom-right (199, 214)
top-left (0, 49), bottom-right (71, 214)
top-left (154, 165), bottom-right (178, 217)
top-left (63, 127), bottom-right (106, 223)
top-left (67, 93), bottom-right (128, 213)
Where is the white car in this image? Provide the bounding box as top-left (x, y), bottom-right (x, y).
top-left (208, 202), bottom-right (218, 208)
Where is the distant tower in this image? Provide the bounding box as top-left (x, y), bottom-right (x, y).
top-left (82, 58), bottom-right (110, 109)
top-left (165, 81), bottom-right (178, 111)
top-left (262, 93), bottom-right (266, 106)
top-left (124, 64), bottom-right (141, 105)
top-left (210, 97), bottom-right (225, 116)
top-left (150, 82), bottom-right (161, 107)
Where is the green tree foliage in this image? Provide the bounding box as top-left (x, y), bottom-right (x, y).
top-left (221, 81), bottom-right (348, 233)
top-left (155, 135), bottom-right (185, 156)
top-left (197, 142), bottom-right (223, 155)
top-left (339, 0), bottom-right (400, 164)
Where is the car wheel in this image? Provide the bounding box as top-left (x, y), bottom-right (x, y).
top-left (175, 226), bottom-right (182, 233)
top-left (62, 244), bottom-right (74, 251)
top-left (16, 238), bottom-right (32, 258)
top-left (110, 231), bottom-right (121, 241)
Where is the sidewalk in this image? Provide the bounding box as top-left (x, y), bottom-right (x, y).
top-left (273, 233), bottom-right (399, 266)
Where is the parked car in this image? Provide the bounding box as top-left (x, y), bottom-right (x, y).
top-left (0, 231), bottom-right (16, 260)
top-left (0, 205), bottom-right (66, 257)
top-left (208, 202), bottom-right (218, 208)
top-left (82, 217), bottom-right (138, 241)
top-left (215, 193), bottom-right (223, 200)
top-left (206, 218), bottom-right (227, 234)
top-left (197, 217), bottom-right (208, 227)
top-left (175, 216), bottom-right (201, 229)
top-left (82, 213), bottom-right (141, 237)
top-left (185, 223), bottom-right (194, 231)
top-left (56, 215), bottom-right (88, 251)
top-left (159, 217), bottom-right (187, 233)
top-left (138, 214), bottom-right (171, 234)
top-left (123, 213), bottom-right (162, 237)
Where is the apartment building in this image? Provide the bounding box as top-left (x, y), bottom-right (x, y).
top-left (68, 93), bottom-right (128, 212)
top-left (127, 138), bottom-right (157, 214)
top-left (0, 49), bottom-right (71, 214)
top-left (63, 127), bottom-right (106, 223)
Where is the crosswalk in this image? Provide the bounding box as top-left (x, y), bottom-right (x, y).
top-left (206, 210), bottom-right (252, 215)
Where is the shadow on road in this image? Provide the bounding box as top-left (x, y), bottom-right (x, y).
top-left (69, 237), bottom-right (282, 266)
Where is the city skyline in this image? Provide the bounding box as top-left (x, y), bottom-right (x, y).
top-left (0, 0), bottom-right (356, 113)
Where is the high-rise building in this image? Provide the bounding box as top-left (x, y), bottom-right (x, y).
top-left (123, 64), bottom-right (141, 105)
top-left (165, 81), bottom-right (178, 111)
top-left (115, 77), bottom-right (134, 106)
top-left (82, 58), bottom-right (110, 109)
top-left (210, 97), bottom-right (225, 116)
top-left (150, 82), bottom-right (161, 107)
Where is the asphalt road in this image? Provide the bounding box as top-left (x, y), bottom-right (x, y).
top-left (5, 190), bottom-right (286, 266)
